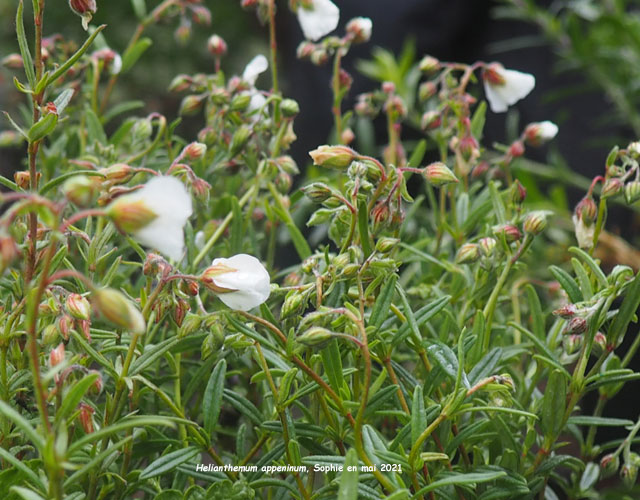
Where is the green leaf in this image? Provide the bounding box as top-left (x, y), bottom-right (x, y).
top-left (427, 342), bottom-right (469, 388)
top-left (579, 462), bottom-right (599, 492)
top-left (407, 139), bottom-right (427, 168)
top-left (489, 181), bottom-right (507, 225)
top-left (27, 112), bottom-right (57, 143)
top-left (16, 0), bottom-right (36, 89)
top-left (568, 416), bottom-right (634, 427)
top-left (65, 435), bottom-right (133, 486)
top-left (0, 400), bottom-right (43, 450)
top-left (321, 339), bottom-right (347, 398)
top-left (568, 247), bottom-right (608, 290)
top-left (413, 471), bottom-right (507, 497)
top-left (540, 369), bottom-right (567, 439)
top-left (549, 265), bottom-right (583, 304)
top-left (121, 37), bottom-right (153, 73)
top-left (609, 271), bottom-right (640, 345)
top-left (53, 88), bottom-right (74, 115)
top-left (10, 487), bottom-right (46, 500)
top-left (468, 347), bottom-right (502, 385)
top-left (84, 107), bottom-right (107, 144)
top-left (129, 337), bottom-right (180, 376)
top-left (357, 199), bottom-right (373, 258)
top-left (203, 359), bottom-right (226, 434)
top-left (267, 183), bottom-right (311, 260)
top-left (0, 448), bottom-right (44, 490)
top-left (56, 372), bottom-right (99, 424)
top-left (46, 25), bottom-right (106, 87)
top-left (470, 101), bottom-right (487, 140)
top-left (369, 274), bottom-right (397, 329)
top-left (365, 385), bottom-right (398, 417)
top-left (337, 448), bottom-right (359, 500)
top-left (39, 170), bottom-right (105, 195)
top-left (139, 446), bottom-right (201, 480)
top-left (131, 0), bottom-right (147, 18)
top-left (571, 258), bottom-right (592, 300)
top-left (411, 385), bottom-right (426, 445)
top-left (223, 388), bottom-right (263, 426)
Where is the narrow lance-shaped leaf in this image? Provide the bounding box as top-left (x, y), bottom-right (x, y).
top-left (337, 448), bottom-right (359, 500)
top-left (203, 359), bottom-right (227, 434)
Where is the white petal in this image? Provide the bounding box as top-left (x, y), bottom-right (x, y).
top-left (195, 231), bottom-right (205, 250)
top-left (131, 176), bottom-right (193, 260)
top-left (572, 214), bottom-right (595, 250)
top-left (297, 0), bottom-right (339, 41)
top-left (484, 68), bottom-right (535, 113)
top-left (248, 91), bottom-right (267, 113)
top-left (211, 254), bottom-right (271, 311)
top-left (242, 54), bottom-right (268, 86)
top-left (538, 121), bottom-right (558, 140)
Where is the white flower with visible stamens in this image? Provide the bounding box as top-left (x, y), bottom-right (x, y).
top-left (106, 176), bottom-right (192, 260)
top-left (201, 254), bottom-right (271, 311)
top-left (483, 63), bottom-right (535, 113)
top-left (297, 0), bottom-right (340, 41)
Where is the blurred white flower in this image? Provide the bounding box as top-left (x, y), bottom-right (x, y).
top-left (525, 120), bottom-right (558, 145)
top-left (572, 214), bottom-right (595, 250)
top-left (202, 254), bottom-right (271, 311)
top-left (483, 63), bottom-right (535, 113)
top-left (106, 176), bottom-right (192, 260)
top-left (242, 54), bottom-right (269, 113)
top-left (346, 17), bottom-right (372, 43)
top-left (297, 0), bottom-right (340, 41)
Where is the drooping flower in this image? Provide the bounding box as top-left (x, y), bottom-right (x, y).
top-left (69, 0), bottom-right (96, 30)
top-left (297, 0), bottom-right (340, 41)
top-left (106, 176), bottom-right (193, 260)
top-left (482, 63), bottom-right (535, 113)
top-left (242, 54), bottom-right (269, 113)
top-left (201, 254), bottom-right (271, 311)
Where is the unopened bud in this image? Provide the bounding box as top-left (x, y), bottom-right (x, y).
top-left (524, 121), bottom-right (558, 146)
top-left (63, 175), bottom-right (100, 207)
top-left (419, 56), bottom-right (440, 73)
top-left (340, 127), bottom-right (355, 145)
top-left (456, 243), bottom-right (480, 264)
top-left (2, 54), bottom-right (23, 69)
top-left (575, 196), bottom-right (597, 224)
top-left (624, 181), bottom-right (640, 205)
top-left (600, 453), bottom-right (620, 479)
top-left (92, 288), bottom-right (146, 335)
top-left (49, 343), bottom-right (65, 368)
top-left (229, 93), bottom-right (251, 111)
top-left (523, 211), bottom-right (548, 235)
top-left (297, 326), bottom-right (333, 348)
top-left (421, 111), bottom-right (441, 130)
top-left (553, 304), bottom-right (577, 319)
top-left (419, 81), bottom-right (437, 102)
top-left (601, 178), bottom-right (623, 199)
top-left (14, 171), bottom-right (32, 190)
top-left (229, 125), bottom-right (251, 156)
top-left (280, 98), bottom-right (300, 117)
top-left (69, 0), bottom-right (96, 29)
top-left (173, 298), bottom-right (190, 327)
top-left (66, 293), bottom-right (91, 320)
top-left (42, 324), bottom-right (60, 345)
top-left (309, 145), bottom-right (356, 169)
top-left (593, 331), bottom-right (607, 354)
top-left (479, 237), bottom-right (497, 257)
top-left (78, 402), bottom-right (95, 434)
top-left (494, 224), bottom-right (522, 243)
top-left (99, 163), bottom-right (134, 183)
top-left (508, 140), bottom-right (525, 158)
top-left (275, 172), bottom-right (293, 193)
top-left (183, 141), bottom-right (207, 161)
top-left (564, 316), bottom-right (587, 335)
top-left (563, 334), bottom-right (582, 354)
top-left (621, 462), bottom-right (638, 489)
top-left (281, 292), bottom-right (304, 319)
top-left (191, 5), bottom-right (212, 25)
top-left (423, 162), bottom-right (458, 186)
top-left (179, 95), bottom-right (204, 116)
top-left (376, 237), bottom-right (399, 254)
top-left (345, 17), bottom-right (372, 43)
top-left (628, 141), bottom-right (640, 158)
top-left (169, 74), bottom-right (193, 93)
top-left (512, 180), bottom-right (527, 204)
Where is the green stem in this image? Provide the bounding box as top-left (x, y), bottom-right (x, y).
top-left (331, 49), bottom-right (344, 141)
top-left (590, 198), bottom-right (607, 255)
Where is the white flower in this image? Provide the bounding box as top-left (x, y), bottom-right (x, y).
top-left (106, 176), bottom-right (193, 260)
top-left (297, 0), bottom-right (340, 41)
top-left (524, 120), bottom-right (558, 145)
top-left (202, 254), bottom-right (271, 311)
top-left (572, 214), bottom-right (595, 250)
top-left (483, 63), bottom-right (535, 113)
top-left (241, 55), bottom-right (269, 114)
top-left (537, 121), bottom-right (559, 140)
top-left (346, 17), bottom-right (372, 43)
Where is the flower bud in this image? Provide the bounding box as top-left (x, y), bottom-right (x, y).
top-left (63, 175), bottom-right (100, 207)
top-left (600, 453), bottom-right (620, 478)
top-left (173, 298), bottom-right (190, 327)
top-left (574, 196), bottom-right (597, 225)
top-left (345, 17), bottom-right (372, 43)
top-left (14, 171), bottom-right (32, 190)
top-left (179, 313), bottom-right (202, 337)
top-left (563, 333), bottom-right (582, 355)
top-left (419, 55), bottom-right (440, 73)
top-left (423, 162), bottom-right (458, 186)
top-left (456, 243), bottom-right (480, 264)
top-left (493, 224), bottom-right (521, 243)
top-left (340, 127), bottom-right (355, 145)
top-left (508, 140), bottom-right (525, 158)
top-left (92, 288), bottom-right (146, 335)
top-left (593, 331), bottom-right (607, 354)
top-left (229, 93), bottom-right (251, 111)
top-left (2, 54), bottom-right (23, 69)
top-left (98, 163), bottom-right (134, 183)
top-left (66, 293), bottom-right (91, 320)
top-left (78, 319), bottom-right (91, 341)
top-left (191, 5), bottom-right (212, 25)
top-left (206, 34), bottom-right (227, 57)
top-left (621, 462), bottom-right (638, 489)
top-left (564, 316), bottom-right (587, 335)
top-left (524, 121), bottom-right (558, 146)
top-left (0, 234), bottom-right (20, 273)
top-left (229, 125), bottom-right (252, 157)
top-left (78, 402), bottom-right (95, 434)
top-left (58, 315), bottom-right (73, 340)
top-left (601, 178), bottom-right (623, 199)
top-left (169, 74), bottom-right (193, 93)
top-left (421, 111), bottom-right (441, 130)
top-left (297, 326), bottom-right (333, 348)
top-left (479, 237), bottom-right (497, 257)
top-left (376, 237), bottom-right (399, 254)
top-left (309, 145), bottom-right (356, 169)
top-left (458, 135), bottom-right (479, 162)
top-left (105, 195), bottom-right (158, 234)
top-left (628, 141), bottom-right (640, 157)
top-left (42, 324), bottom-right (60, 345)
top-left (49, 343), bottom-right (65, 368)
top-left (69, 0), bottom-right (97, 29)
top-left (275, 171), bottom-right (293, 193)
top-left (281, 292), bottom-right (304, 319)
top-left (523, 211), bottom-right (548, 235)
top-left (418, 81), bottom-right (437, 102)
top-left (512, 180), bottom-right (527, 204)
top-left (183, 141), bottom-right (207, 161)
top-left (553, 303), bottom-right (577, 319)
top-left (280, 98), bottom-right (300, 117)
top-left (179, 95), bottom-right (204, 116)
top-left (624, 181), bottom-right (640, 205)
top-left (471, 161), bottom-right (490, 179)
